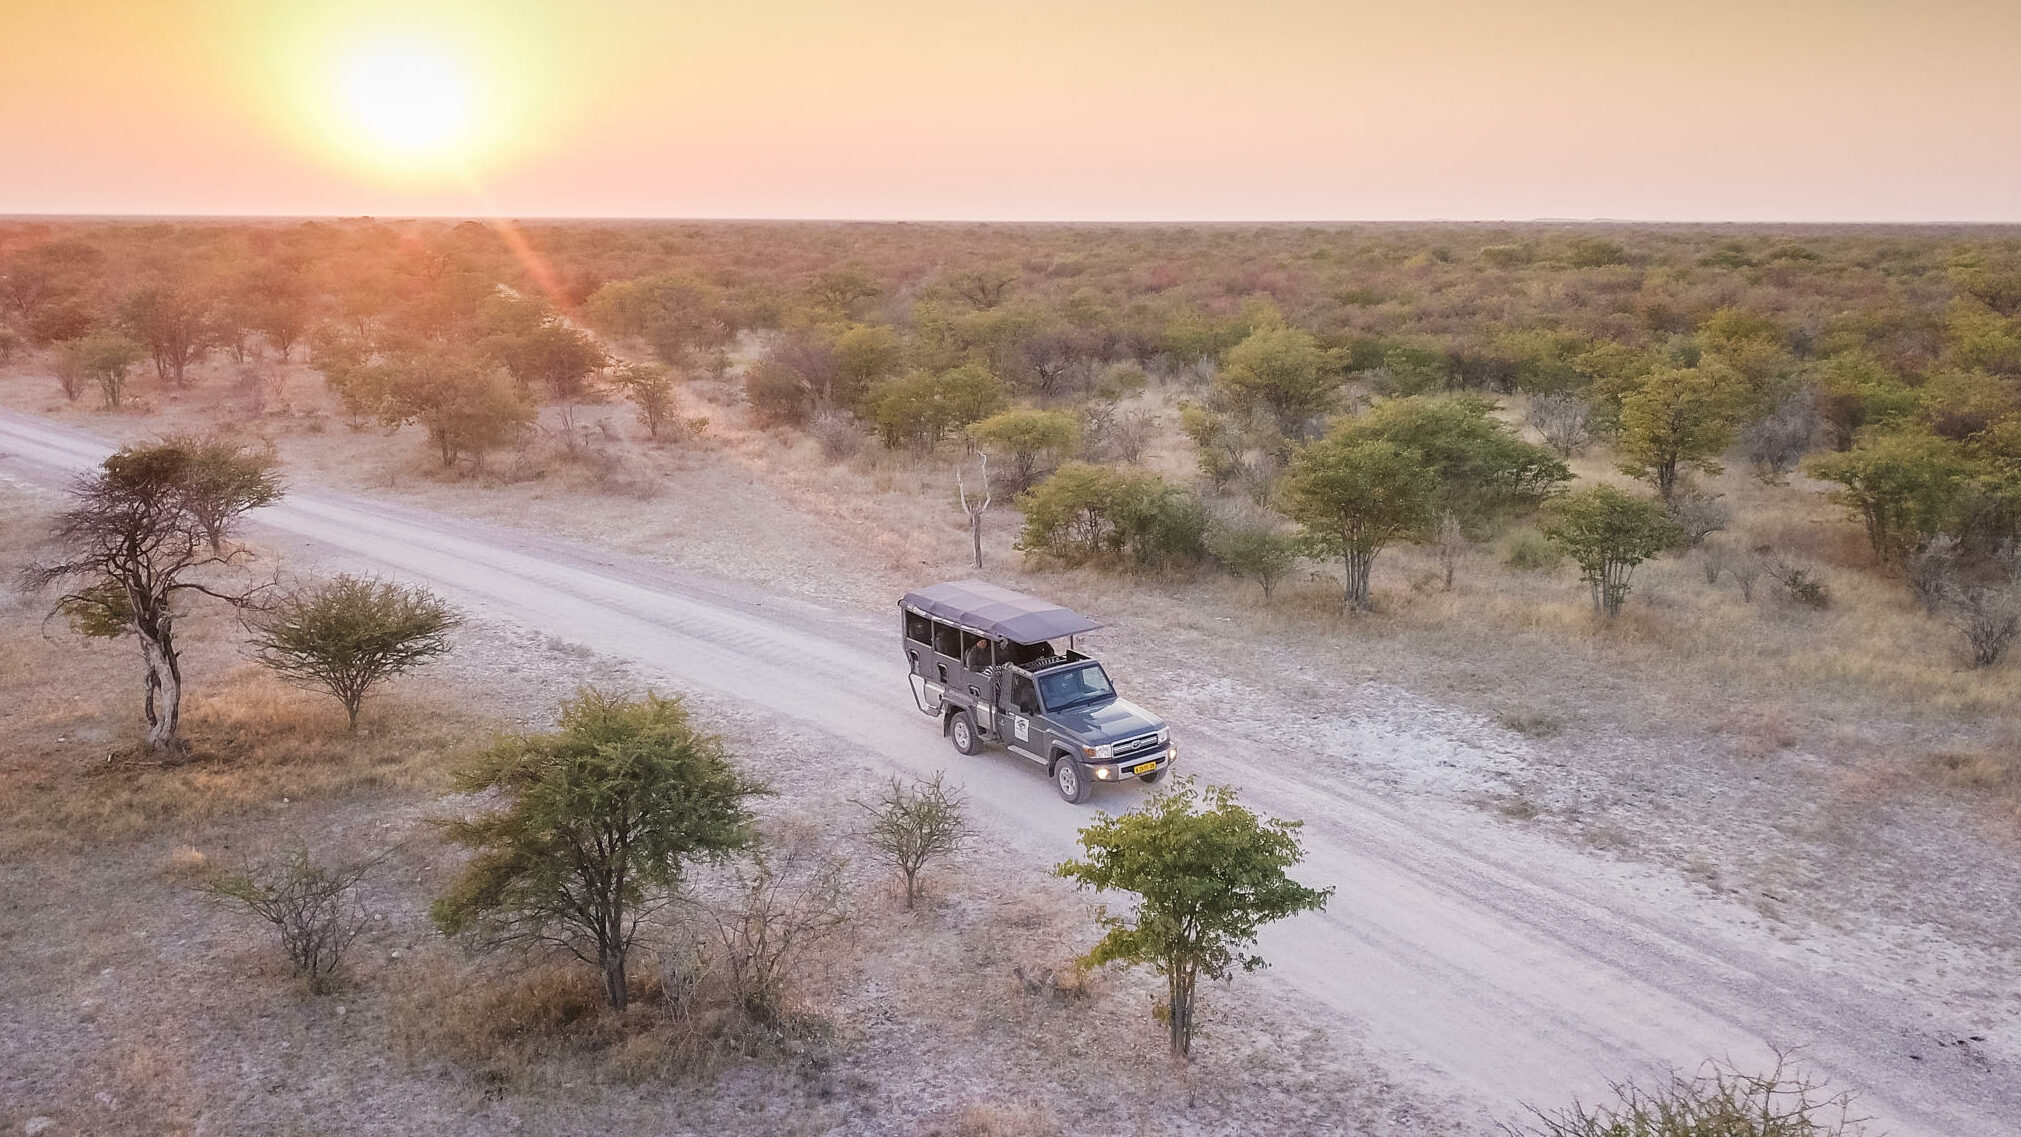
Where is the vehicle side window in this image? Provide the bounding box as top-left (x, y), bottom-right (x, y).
top-left (904, 610), bottom-right (932, 644)
top-left (933, 620), bottom-right (962, 658)
top-left (1009, 673), bottom-right (1039, 716)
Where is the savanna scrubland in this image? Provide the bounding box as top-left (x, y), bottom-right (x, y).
top-left (3, 218), bottom-right (2020, 1135)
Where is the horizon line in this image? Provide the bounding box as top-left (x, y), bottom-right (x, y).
top-left (4, 213), bottom-right (2021, 229)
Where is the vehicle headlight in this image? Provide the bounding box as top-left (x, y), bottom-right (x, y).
top-left (1156, 727), bottom-right (1169, 743)
top-left (1082, 743), bottom-right (1114, 761)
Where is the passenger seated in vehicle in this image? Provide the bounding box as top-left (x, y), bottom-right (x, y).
top-left (964, 638), bottom-right (994, 673)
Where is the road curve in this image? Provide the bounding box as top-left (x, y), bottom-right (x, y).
top-left (1, 408), bottom-right (2003, 1136)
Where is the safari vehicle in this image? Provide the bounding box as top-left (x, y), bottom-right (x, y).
top-left (899, 580), bottom-right (1175, 804)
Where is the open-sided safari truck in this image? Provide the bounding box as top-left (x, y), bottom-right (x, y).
top-left (899, 580), bottom-right (1175, 803)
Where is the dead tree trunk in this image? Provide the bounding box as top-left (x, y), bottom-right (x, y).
top-left (958, 453), bottom-right (991, 570)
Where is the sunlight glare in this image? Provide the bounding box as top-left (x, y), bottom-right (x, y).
top-left (335, 40), bottom-right (476, 165)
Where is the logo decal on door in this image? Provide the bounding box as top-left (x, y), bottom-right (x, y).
top-left (1013, 716), bottom-right (1029, 742)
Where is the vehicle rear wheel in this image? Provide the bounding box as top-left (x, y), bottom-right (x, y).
top-left (1055, 757), bottom-right (1091, 804)
top-left (1138, 765), bottom-right (1166, 786)
top-left (950, 710), bottom-right (981, 755)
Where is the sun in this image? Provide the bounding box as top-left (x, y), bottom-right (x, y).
top-left (329, 38), bottom-right (480, 171)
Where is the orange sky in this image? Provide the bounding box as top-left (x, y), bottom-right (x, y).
top-left (2, 0), bottom-right (2017, 221)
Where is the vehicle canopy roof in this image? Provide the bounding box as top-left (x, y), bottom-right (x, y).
top-left (901, 580), bottom-right (1102, 645)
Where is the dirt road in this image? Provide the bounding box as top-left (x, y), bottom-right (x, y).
top-left (2, 407), bottom-right (2006, 1136)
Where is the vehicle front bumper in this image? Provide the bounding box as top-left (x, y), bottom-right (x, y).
top-left (1086, 744), bottom-right (1176, 783)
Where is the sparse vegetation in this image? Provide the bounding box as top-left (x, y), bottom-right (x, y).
top-left (1511, 1054), bottom-right (1870, 1137)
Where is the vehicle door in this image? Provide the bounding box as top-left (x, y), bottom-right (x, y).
top-left (998, 668), bottom-right (1047, 761)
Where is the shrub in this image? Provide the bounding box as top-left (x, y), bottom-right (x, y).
top-left (1945, 580), bottom-right (2021, 667)
top-left (247, 575), bottom-right (461, 730)
top-left (55, 331), bottom-right (146, 408)
top-left (745, 357), bottom-right (812, 426)
top-left (704, 838), bottom-right (850, 1023)
top-left (1741, 387), bottom-right (1821, 482)
top-left (615, 362), bottom-right (678, 440)
top-left (1766, 558), bottom-right (1831, 609)
top-left (1512, 1055), bottom-right (1869, 1137)
top-left (855, 772), bottom-right (972, 909)
top-left (1504, 528), bottom-right (1563, 572)
top-left (1216, 324), bottom-right (1338, 444)
top-left (205, 847), bottom-right (376, 995)
top-left (1209, 521), bottom-right (1301, 599)
top-left (1541, 485), bottom-right (1680, 618)
top-left (1333, 395), bottom-right (1570, 523)
top-left (1806, 429), bottom-right (1970, 561)
top-left (1017, 462), bottom-right (1207, 568)
top-left (866, 365), bottom-right (1007, 449)
top-left (1525, 392), bottom-right (1592, 456)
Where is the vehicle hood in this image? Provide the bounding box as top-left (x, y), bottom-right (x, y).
top-left (1047, 697), bottom-right (1163, 744)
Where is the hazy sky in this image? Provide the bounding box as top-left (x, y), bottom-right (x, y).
top-left (2, 0), bottom-right (2017, 221)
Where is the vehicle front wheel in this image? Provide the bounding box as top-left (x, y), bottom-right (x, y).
top-left (1138, 765), bottom-right (1167, 786)
top-left (949, 711), bottom-right (981, 755)
top-left (1055, 757), bottom-right (1092, 804)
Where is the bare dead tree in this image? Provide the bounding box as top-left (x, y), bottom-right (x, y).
top-left (22, 443), bottom-right (271, 760)
top-left (957, 451), bottom-right (992, 570)
top-left (705, 837), bottom-right (851, 1022)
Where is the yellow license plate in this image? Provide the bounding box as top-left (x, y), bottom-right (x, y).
top-left (1134, 761), bottom-right (1159, 775)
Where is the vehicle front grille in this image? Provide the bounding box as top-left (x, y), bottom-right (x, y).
top-left (1113, 732), bottom-right (1162, 759)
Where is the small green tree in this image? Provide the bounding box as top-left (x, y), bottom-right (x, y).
top-left (966, 407), bottom-right (1082, 492)
top-left (1541, 484), bottom-right (1680, 618)
top-left (1216, 325), bottom-right (1338, 445)
top-left (1805, 429), bottom-right (1969, 561)
top-left (432, 689), bottom-right (767, 1011)
top-left (248, 575), bottom-right (461, 730)
top-left (1056, 780), bottom-right (1331, 1060)
top-left (1617, 367), bottom-right (1746, 501)
top-left (855, 772), bottom-right (972, 909)
top-left (602, 361), bottom-right (674, 440)
top-left (1278, 437), bottom-right (1439, 610)
top-left (1208, 522), bottom-right (1300, 599)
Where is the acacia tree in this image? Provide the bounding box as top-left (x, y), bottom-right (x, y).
top-left (966, 407), bottom-right (1081, 492)
top-left (1805, 429), bottom-right (1968, 561)
top-left (374, 349), bottom-right (535, 467)
top-left (614, 361), bottom-right (678, 440)
top-left (168, 435), bottom-right (284, 554)
top-left (248, 575), bottom-right (461, 729)
top-left (23, 442), bottom-right (273, 760)
top-left (120, 282), bottom-right (215, 387)
top-left (1541, 484), bottom-right (1680, 619)
top-left (1617, 367), bottom-right (1745, 501)
top-left (1056, 779), bottom-right (1331, 1060)
top-left (432, 689), bottom-right (767, 1011)
top-left (1278, 437), bottom-right (1438, 610)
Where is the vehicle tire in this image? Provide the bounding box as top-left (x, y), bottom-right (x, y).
top-left (1055, 757), bottom-right (1092, 804)
top-left (1138, 765), bottom-right (1166, 786)
top-left (949, 710), bottom-right (981, 756)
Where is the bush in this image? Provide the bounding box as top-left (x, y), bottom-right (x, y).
top-left (704, 838), bottom-right (851, 1023)
top-left (1512, 1055), bottom-right (1869, 1137)
top-left (1767, 558), bottom-right (1832, 608)
top-left (1209, 521), bottom-right (1300, 599)
top-left (746, 357), bottom-right (812, 426)
top-left (1017, 462), bottom-right (1207, 568)
top-left (1525, 392), bottom-right (1592, 456)
top-left (1504, 528), bottom-right (1564, 572)
top-left (1945, 580), bottom-right (2021, 667)
top-left (205, 847), bottom-right (376, 995)
top-left (866, 365), bottom-right (1007, 449)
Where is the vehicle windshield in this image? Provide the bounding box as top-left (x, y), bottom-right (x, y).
top-left (1037, 663), bottom-right (1115, 712)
